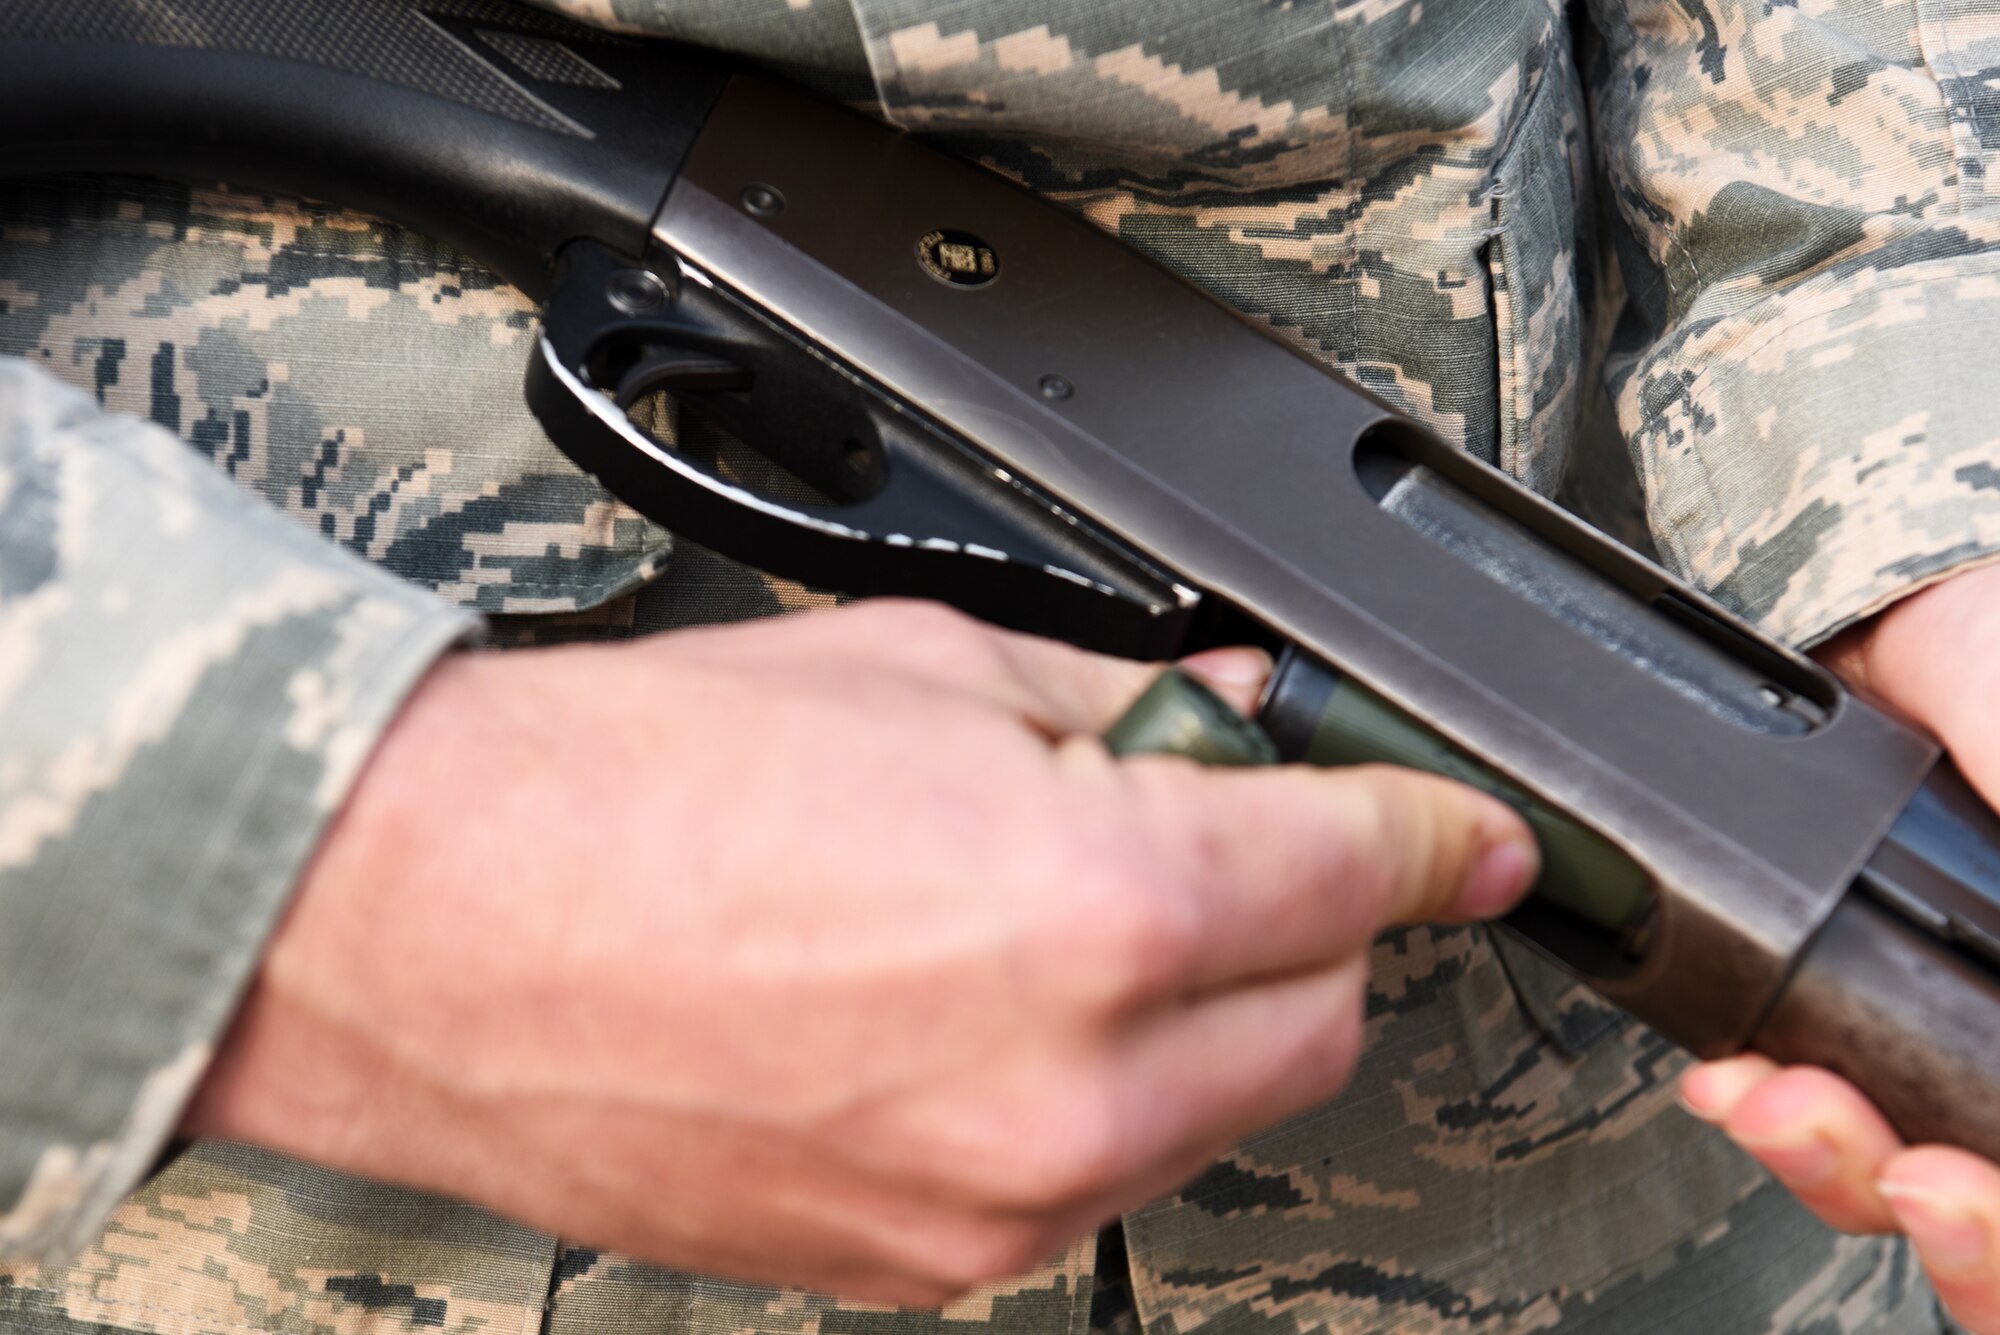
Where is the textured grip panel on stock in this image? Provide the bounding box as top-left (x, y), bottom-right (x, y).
top-left (0, 0), bottom-right (631, 137)
top-left (0, 0), bottom-right (732, 289)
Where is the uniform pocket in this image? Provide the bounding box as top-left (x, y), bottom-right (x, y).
top-left (1485, 59), bottom-right (1596, 497)
top-left (0, 177), bottom-right (673, 615)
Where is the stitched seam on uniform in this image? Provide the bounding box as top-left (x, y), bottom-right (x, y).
top-left (0, 203), bottom-right (502, 269)
top-left (1483, 24), bottom-right (1561, 175)
top-left (441, 552), bottom-right (665, 598)
top-left (2, 213), bottom-right (509, 276)
top-left (8, 242), bottom-right (495, 270)
top-left (1650, 223), bottom-right (1702, 323)
top-left (527, 1231), bottom-right (563, 1335)
top-left (1909, 0), bottom-right (1986, 212)
top-left (1808, 548), bottom-right (2000, 648)
top-left (1762, 479), bottom-right (2000, 644)
top-left (1489, 215), bottom-right (1518, 474)
top-left (23, 1224), bottom-right (550, 1335)
top-left (1063, 1230), bottom-right (1100, 1335)
top-left (175, 247), bottom-right (497, 267)
top-left (13, 1271), bottom-right (302, 1330)
top-left (1485, 57), bottom-right (1566, 480)
top-left (1488, 48), bottom-right (1576, 485)
top-left (463, 568), bottom-right (663, 602)
top-left (1608, 161), bottom-right (1702, 317)
top-left (0, 1279), bottom-right (421, 1334)
top-left (1327, 0), bottom-right (1361, 378)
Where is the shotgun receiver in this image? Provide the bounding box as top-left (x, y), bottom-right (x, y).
top-left (5, 0), bottom-right (1999, 1161)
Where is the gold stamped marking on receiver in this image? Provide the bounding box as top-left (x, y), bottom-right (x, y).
top-left (917, 229), bottom-right (998, 287)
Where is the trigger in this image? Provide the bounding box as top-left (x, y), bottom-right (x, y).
top-left (613, 346), bottom-right (752, 408)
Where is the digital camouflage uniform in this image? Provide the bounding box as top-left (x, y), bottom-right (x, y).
top-left (2, 0), bottom-right (1997, 1332)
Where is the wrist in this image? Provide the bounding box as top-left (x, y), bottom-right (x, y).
top-left (179, 649), bottom-right (506, 1176)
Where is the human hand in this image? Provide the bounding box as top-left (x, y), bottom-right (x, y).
top-left (182, 600), bottom-right (1537, 1304)
top-left (1682, 561), bottom-right (2000, 1333)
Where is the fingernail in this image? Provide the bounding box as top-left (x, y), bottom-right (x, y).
top-left (1458, 838), bottom-right (1537, 917)
top-left (1881, 1182), bottom-right (1991, 1273)
top-left (1677, 1065), bottom-right (1736, 1122)
top-left (1176, 646), bottom-right (1273, 689)
top-left (1675, 1056), bottom-right (1772, 1125)
top-left (1732, 1132), bottom-right (1838, 1188)
top-left (1676, 1087), bottom-right (1725, 1124)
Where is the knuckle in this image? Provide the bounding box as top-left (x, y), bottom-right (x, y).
top-left (1039, 822), bottom-right (1197, 1007)
top-left (925, 1081), bottom-right (1124, 1214)
top-left (1100, 885), bottom-right (1200, 1001)
top-left (1330, 767), bottom-right (1430, 903)
top-left (925, 1220), bottom-right (1055, 1290)
top-left (1302, 994), bottom-right (1367, 1084)
top-left (862, 599), bottom-right (996, 661)
top-left (1324, 765), bottom-right (1394, 842)
top-left (1008, 1094), bottom-right (1125, 1208)
top-left (1261, 972), bottom-right (1368, 1107)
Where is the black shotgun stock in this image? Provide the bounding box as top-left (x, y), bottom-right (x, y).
top-left (5, 0), bottom-right (1999, 1161)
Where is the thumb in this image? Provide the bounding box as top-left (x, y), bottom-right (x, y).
top-left (1816, 561), bottom-right (2000, 805)
top-left (1118, 757), bottom-right (1539, 993)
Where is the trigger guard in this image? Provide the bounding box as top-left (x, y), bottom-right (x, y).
top-left (524, 240), bottom-right (1194, 658)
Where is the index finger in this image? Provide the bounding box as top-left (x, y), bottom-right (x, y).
top-left (1101, 753), bottom-right (1538, 992)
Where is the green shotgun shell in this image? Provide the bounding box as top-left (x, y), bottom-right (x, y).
top-left (1103, 670), bottom-right (1280, 766)
top-left (1106, 657), bottom-right (1653, 937)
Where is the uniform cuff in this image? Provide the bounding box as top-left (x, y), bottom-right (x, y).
top-left (0, 359), bottom-right (478, 1262)
top-left (1621, 247), bottom-right (2000, 646)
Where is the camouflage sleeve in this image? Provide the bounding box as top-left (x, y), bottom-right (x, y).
top-left (521, 0), bottom-right (877, 96)
top-left (1590, 0), bottom-right (2000, 646)
top-left (0, 357), bottom-right (477, 1264)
